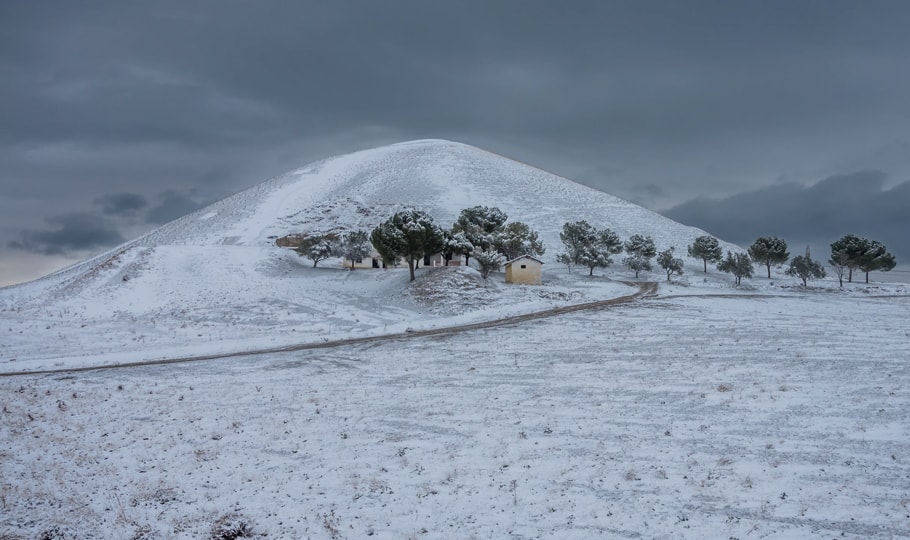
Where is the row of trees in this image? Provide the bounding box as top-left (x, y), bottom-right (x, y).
top-left (555, 221), bottom-right (685, 281)
top-left (687, 234), bottom-right (896, 286)
top-left (297, 206), bottom-right (546, 281)
top-left (294, 231), bottom-right (372, 269)
top-left (295, 210), bottom-right (897, 287)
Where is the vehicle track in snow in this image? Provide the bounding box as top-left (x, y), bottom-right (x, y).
top-left (0, 282), bottom-right (658, 377)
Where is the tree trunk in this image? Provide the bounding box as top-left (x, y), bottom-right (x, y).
top-left (766, 262), bottom-right (771, 278)
top-left (703, 259), bottom-right (707, 273)
top-left (589, 267), bottom-right (594, 276)
top-left (848, 267), bottom-right (853, 282)
top-left (408, 260), bottom-right (416, 281)
top-left (865, 271), bottom-right (870, 284)
top-left (313, 260), bottom-right (317, 268)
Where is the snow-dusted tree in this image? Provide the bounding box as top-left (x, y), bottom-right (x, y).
top-left (556, 220), bottom-right (595, 271)
top-left (717, 251), bottom-right (754, 285)
top-left (687, 235), bottom-right (722, 273)
top-left (623, 234), bottom-right (656, 278)
top-left (830, 234), bottom-right (865, 283)
top-left (830, 235), bottom-right (897, 283)
top-left (295, 235), bottom-right (337, 268)
top-left (452, 206), bottom-right (508, 264)
top-left (370, 210), bottom-right (444, 281)
top-left (495, 222), bottom-right (545, 261)
top-left (657, 247), bottom-right (684, 282)
top-left (370, 221), bottom-right (402, 269)
top-left (785, 255), bottom-right (826, 286)
top-left (474, 249), bottom-right (505, 280)
top-left (828, 250), bottom-right (851, 288)
top-left (748, 236), bottom-right (790, 278)
top-left (339, 230), bottom-right (372, 270)
top-left (446, 231), bottom-right (474, 265)
top-left (582, 229), bottom-right (623, 276)
top-left (856, 239), bottom-right (896, 284)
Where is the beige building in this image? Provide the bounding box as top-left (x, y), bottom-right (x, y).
top-left (504, 255), bottom-right (543, 285)
top-left (342, 251), bottom-right (384, 269)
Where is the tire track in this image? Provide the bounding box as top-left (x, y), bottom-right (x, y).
top-left (0, 282), bottom-right (658, 377)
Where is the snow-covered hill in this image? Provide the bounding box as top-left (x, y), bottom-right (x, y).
top-left (0, 139), bottom-right (747, 370)
top-left (124, 138), bottom-right (729, 252)
top-left (3, 139), bottom-right (733, 299)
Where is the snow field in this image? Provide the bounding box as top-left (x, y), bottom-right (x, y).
top-left (2, 292), bottom-right (908, 538)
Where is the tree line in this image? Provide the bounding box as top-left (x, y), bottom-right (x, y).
top-left (687, 234), bottom-right (897, 286)
top-left (295, 206), bottom-right (545, 281)
top-left (553, 221), bottom-right (685, 281)
top-left (291, 207), bottom-right (897, 286)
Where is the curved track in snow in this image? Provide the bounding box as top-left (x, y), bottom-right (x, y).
top-left (0, 282), bottom-right (658, 377)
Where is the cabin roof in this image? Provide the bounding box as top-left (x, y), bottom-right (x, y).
top-left (504, 254), bottom-right (544, 266)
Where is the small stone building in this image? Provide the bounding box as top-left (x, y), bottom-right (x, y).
top-left (504, 255), bottom-right (543, 285)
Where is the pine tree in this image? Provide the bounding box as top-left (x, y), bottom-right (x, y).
top-left (556, 220), bottom-right (596, 272)
top-left (830, 235), bottom-right (898, 283)
top-left (623, 234), bottom-right (656, 278)
top-left (828, 250), bottom-right (851, 288)
top-left (856, 240), bottom-right (896, 284)
top-left (474, 249), bottom-right (505, 280)
top-left (339, 230), bottom-right (372, 270)
top-left (687, 235), bottom-right (722, 273)
top-left (579, 229), bottom-right (623, 276)
top-left (446, 231), bottom-right (474, 265)
top-left (370, 210), bottom-right (444, 281)
top-left (748, 236), bottom-right (790, 278)
top-left (494, 222), bottom-right (545, 261)
top-left (830, 234), bottom-right (866, 283)
top-left (657, 247), bottom-right (684, 282)
top-left (295, 235), bottom-right (337, 268)
top-left (717, 251), bottom-right (754, 285)
top-left (786, 255), bottom-right (826, 286)
top-left (452, 206), bottom-right (508, 264)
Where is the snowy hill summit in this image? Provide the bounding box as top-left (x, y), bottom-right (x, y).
top-left (139, 138), bottom-right (719, 253)
top-left (119, 139), bottom-right (725, 253)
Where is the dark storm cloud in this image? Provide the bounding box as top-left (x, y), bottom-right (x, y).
top-left (4, 1), bottom-right (909, 150)
top-left (94, 193), bottom-right (148, 216)
top-left (2, 1), bottom-right (910, 282)
top-left (8, 213), bottom-right (126, 256)
top-left (145, 191), bottom-right (206, 225)
top-left (663, 171), bottom-right (910, 260)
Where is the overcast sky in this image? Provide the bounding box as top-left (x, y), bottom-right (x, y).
top-left (2, 1), bottom-right (909, 285)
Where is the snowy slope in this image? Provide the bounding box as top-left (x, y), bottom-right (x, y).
top-left (0, 139), bottom-right (792, 372)
top-left (3, 139), bottom-right (734, 302)
top-left (125, 139), bottom-right (730, 252)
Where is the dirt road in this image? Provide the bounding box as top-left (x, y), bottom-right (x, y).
top-left (0, 282), bottom-right (658, 377)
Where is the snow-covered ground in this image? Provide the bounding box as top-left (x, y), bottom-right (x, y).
top-left (2, 139), bottom-right (909, 538)
top-left (2, 277), bottom-right (908, 539)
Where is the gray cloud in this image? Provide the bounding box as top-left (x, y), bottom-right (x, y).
top-left (94, 192), bottom-right (148, 216)
top-left (9, 213), bottom-right (126, 256)
top-left (2, 1), bottom-right (910, 282)
top-left (663, 171), bottom-right (910, 261)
